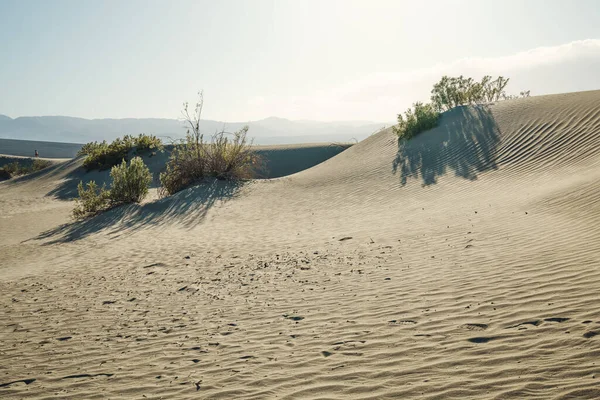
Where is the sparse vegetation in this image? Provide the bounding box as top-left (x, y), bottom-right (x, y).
top-left (159, 92), bottom-right (262, 196)
top-left (78, 134), bottom-right (163, 171)
top-left (0, 158), bottom-right (53, 180)
top-left (394, 75), bottom-right (530, 139)
top-left (32, 159), bottom-right (53, 172)
top-left (0, 168), bottom-right (11, 180)
top-left (77, 141), bottom-right (107, 157)
top-left (109, 157), bottom-right (152, 204)
top-left (72, 181), bottom-right (111, 219)
top-left (393, 102), bottom-right (440, 140)
top-left (430, 75), bottom-right (529, 112)
top-left (73, 156), bottom-right (152, 219)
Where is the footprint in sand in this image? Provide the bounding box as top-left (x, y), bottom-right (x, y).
top-left (544, 317), bottom-right (570, 323)
top-left (283, 314), bottom-right (304, 321)
top-left (0, 378), bottom-right (36, 388)
top-left (506, 320), bottom-right (542, 329)
top-left (467, 336), bottom-right (502, 344)
top-left (461, 323), bottom-right (488, 331)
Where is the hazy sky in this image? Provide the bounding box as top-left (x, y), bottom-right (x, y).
top-left (1, 0), bottom-right (599, 122)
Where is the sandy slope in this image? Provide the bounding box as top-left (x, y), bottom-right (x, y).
top-left (1, 90), bottom-right (600, 399)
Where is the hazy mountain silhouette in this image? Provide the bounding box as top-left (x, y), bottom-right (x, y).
top-left (0, 114), bottom-right (389, 145)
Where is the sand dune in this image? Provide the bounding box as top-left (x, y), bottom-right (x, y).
top-left (0, 138), bottom-right (83, 159)
top-left (1, 90), bottom-right (600, 399)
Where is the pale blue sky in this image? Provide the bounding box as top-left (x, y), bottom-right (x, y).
top-left (1, 0), bottom-right (599, 122)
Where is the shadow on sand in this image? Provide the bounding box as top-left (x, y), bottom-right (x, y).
top-left (32, 179), bottom-right (244, 245)
top-left (393, 105), bottom-right (501, 186)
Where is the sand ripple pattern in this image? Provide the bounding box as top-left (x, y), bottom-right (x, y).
top-left (2, 90), bottom-right (600, 399)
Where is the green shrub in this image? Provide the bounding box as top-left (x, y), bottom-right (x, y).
top-left (131, 133), bottom-right (163, 152)
top-left (1, 161), bottom-right (20, 177)
top-left (72, 181), bottom-right (111, 219)
top-left (159, 93), bottom-right (261, 196)
top-left (77, 141), bottom-right (107, 157)
top-left (394, 74), bottom-right (530, 140)
top-left (393, 102), bottom-right (440, 140)
top-left (82, 140), bottom-right (127, 171)
top-left (31, 159), bottom-right (52, 172)
top-left (0, 168), bottom-right (11, 180)
top-left (159, 134), bottom-right (206, 197)
top-left (73, 157), bottom-right (152, 219)
top-left (80, 134), bottom-right (163, 171)
top-left (430, 75), bottom-right (525, 112)
top-left (109, 157), bottom-right (152, 204)
top-left (0, 159), bottom-right (52, 179)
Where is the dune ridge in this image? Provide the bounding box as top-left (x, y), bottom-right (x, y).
top-left (1, 90), bottom-right (600, 399)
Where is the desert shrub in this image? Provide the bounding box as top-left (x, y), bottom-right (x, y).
top-left (131, 133), bottom-right (163, 152)
top-left (394, 75), bottom-right (530, 139)
top-left (503, 90), bottom-right (531, 100)
top-left (82, 140), bottom-right (127, 171)
top-left (72, 181), bottom-right (111, 219)
top-left (0, 159), bottom-right (52, 179)
top-left (430, 75), bottom-right (527, 112)
top-left (1, 161), bottom-right (20, 177)
top-left (159, 136), bottom-right (207, 197)
top-left (73, 156), bottom-right (152, 219)
top-left (393, 102), bottom-right (440, 140)
top-left (80, 134), bottom-right (163, 171)
top-left (159, 93), bottom-right (261, 196)
top-left (205, 126), bottom-right (262, 180)
top-left (77, 141), bottom-right (107, 157)
top-left (109, 157), bottom-right (152, 204)
top-left (0, 168), bottom-right (11, 180)
top-left (31, 159), bottom-right (52, 172)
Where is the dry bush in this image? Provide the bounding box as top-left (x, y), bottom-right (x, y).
top-left (159, 92), bottom-right (262, 196)
top-left (205, 126), bottom-right (262, 180)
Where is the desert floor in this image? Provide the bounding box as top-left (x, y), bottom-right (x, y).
top-left (1, 91), bottom-right (600, 399)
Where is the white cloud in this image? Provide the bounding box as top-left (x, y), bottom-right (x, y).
top-left (248, 39), bottom-right (600, 122)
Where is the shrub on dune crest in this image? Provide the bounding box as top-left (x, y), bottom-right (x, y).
top-left (394, 75), bottom-right (530, 139)
top-left (430, 75), bottom-right (529, 112)
top-left (0, 168), bottom-right (12, 180)
top-left (159, 92), bottom-right (262, 196)
top-left (78, 134), bottom-right (163, 171)
top-left (393, 102), bottom-right (440, 140)
top-left (0, 161), bottom-right (22, 178)
top-left (205, 126), bottom-right (262, 180)
top-left (0, 159), bottom-right (52, 179)
top-left (31, 159), bottom-right (53, 172)
top-left (73, 156), bottom-right (152, 219)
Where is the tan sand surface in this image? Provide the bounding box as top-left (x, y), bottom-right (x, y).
top-left (1, 90), bottom-right (600, 399)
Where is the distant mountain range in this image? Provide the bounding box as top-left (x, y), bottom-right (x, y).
top-left (0, 114), bottom-right (391, 145)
